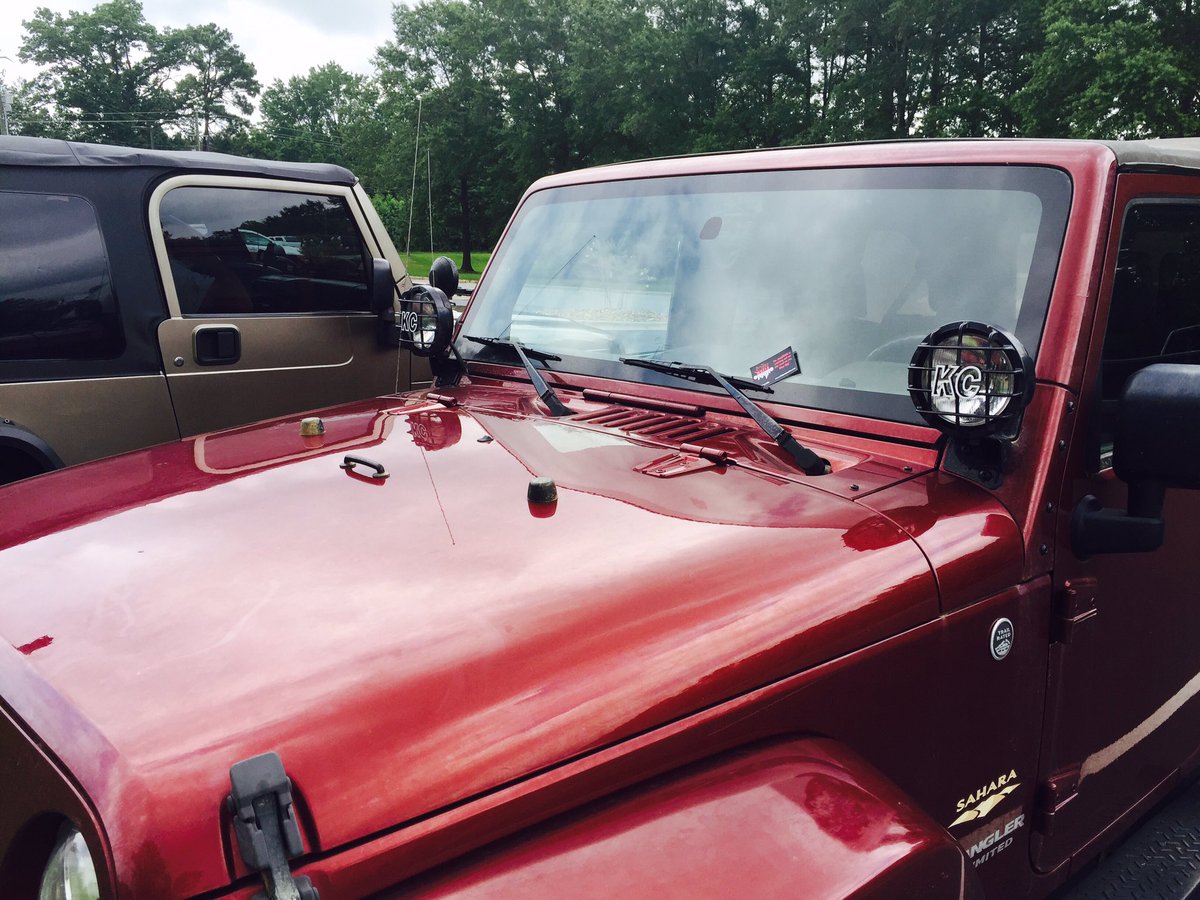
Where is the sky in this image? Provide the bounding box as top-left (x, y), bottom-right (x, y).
top-left (0, 0), bottom-right (402, 91)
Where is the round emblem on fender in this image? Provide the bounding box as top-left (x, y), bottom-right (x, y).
top-left (990, 617), bottom-right (1014, 660)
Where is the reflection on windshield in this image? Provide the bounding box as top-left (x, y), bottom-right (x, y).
top-left (461, 166), bottom-right (1071, 423)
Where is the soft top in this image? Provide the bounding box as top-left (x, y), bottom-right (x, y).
top-left (0, 134), bottom-right (357, 185)
top-left (1104, 138), bottom-right (1200, 172)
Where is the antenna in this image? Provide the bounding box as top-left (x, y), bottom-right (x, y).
top-left (406, 95), bottom-right (422, 258)
top-left (427, 147), bottom-right (433, 255)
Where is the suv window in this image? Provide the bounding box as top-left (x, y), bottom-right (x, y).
top-left (159, 187), bottom-right (372, 316)
top-left (1100, 202), bottom-right (1200, 451)
top-left (0, 192), bottom-right (123, 361)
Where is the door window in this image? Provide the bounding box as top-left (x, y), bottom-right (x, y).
top-left (0, 192), bottom-right (123, 360)
top-left (159, 187), bottom-right (372, 316)
top-left (1099, 202), bottom-right (1200, 457)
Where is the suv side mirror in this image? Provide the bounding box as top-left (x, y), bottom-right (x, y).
top-left (371, 257), bottom-right (397, 315)
top-left (1072, 364), bottom-right (1200, 556)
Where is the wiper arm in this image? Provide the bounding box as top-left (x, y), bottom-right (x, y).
top-left (620, 358), bottom-right (829, 475)
top-left (465, 335), bottom-right (572, 417)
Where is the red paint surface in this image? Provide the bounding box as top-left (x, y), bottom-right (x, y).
top-left (0, 389), bottom-right (947, 895)
top-left (14, 635), bottom-right (52, 655)
top-left (399, 740), bottom-right (968, 898)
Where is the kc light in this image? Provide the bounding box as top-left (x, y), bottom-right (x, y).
top-left (397, 284), bottom-right (454, 357)
top-left (908, 321), bottom-right (1034, 441)
top-left (38, 824), bottom-right (99, 900)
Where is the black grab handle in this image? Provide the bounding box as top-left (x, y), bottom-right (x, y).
top-left (340, 455), bottom-right (388, 479)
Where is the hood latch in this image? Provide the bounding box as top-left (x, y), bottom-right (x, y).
top-left (228, 751), bottom-right (318, 900)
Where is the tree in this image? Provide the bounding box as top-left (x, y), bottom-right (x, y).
top-left (169, 23), bottom-right (259, 150)
top-left (258, 63), bottom-right (382, 164)
top-left (19, 0), bottom-right (182, 146)
top-left (377, 1), bottom-right (508, 272)
top-left (1017, 0), bottom-right (1200, 137)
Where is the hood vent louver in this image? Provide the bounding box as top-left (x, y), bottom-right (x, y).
top-left (573, 407), bottom-right (734, 446)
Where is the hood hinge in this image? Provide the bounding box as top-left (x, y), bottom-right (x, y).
top-left (227, 751), bottom-right (318, 900)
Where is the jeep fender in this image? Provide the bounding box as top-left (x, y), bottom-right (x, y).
top-left (0, 420), bottom-right (63, 484)
top-left (408, 738), bottom-right (980, 898)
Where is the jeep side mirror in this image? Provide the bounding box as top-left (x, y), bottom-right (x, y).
top-left (371, 257), bottom-right (397, 315)
top-left (1072, 364), bottom-right (1200, 556)
top-left (429, 256), bottom-right (459, 298)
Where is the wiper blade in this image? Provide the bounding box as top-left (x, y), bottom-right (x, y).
top-left (465, 335), bottom-right (572, 417)
top-left (621, 359), bottom-right (768, 394)
top-left (620, 358), bottom-right (829, 476)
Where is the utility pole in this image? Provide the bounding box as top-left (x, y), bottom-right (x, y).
top-left (406, 95), bottom-right (422, 258)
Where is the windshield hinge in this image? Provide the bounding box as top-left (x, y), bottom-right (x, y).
top-left (637, 444), bottom-right (729, 478)
top-left (228, 752), bottom-right (318, 900)
top-left (679, 442), bottom-right (729, 463)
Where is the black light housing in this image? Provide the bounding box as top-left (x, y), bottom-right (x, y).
top-left (397, 284), bottom-right (454, 358)
top-left (908, 321), bottom-right (1034, 441)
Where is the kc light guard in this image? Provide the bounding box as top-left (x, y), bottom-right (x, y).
top-left (907, 321), bottom-right (1035, 442)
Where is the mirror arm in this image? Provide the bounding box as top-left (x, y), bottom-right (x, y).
top-left (1071, 486), bottom-right (1165, 559)
top-left (376, 308), bottom-right (400, 348)
top-left (432, 343), bottom-right (466, 387)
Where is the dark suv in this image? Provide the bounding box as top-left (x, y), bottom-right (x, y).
top-left (0, 135), bottom-right (420, 484)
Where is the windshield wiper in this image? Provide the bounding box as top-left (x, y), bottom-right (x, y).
top-left (465, 336), bottom-right (572, 417)
top-left (620, 358), bottom-right (829, 475)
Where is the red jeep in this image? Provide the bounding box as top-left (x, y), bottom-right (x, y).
top-left (6, 138), bottom-right (1200, 898)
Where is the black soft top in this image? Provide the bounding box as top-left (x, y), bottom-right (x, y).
top-left (1104, 138), bottom-right (1200, 172)
top-left (0, 134), bottom-right (357, 186)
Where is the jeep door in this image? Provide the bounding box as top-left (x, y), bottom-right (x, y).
top-left (151, 176), bottom-right (416, 437)
top-left (1038, 171), bottom-right (1200, 871)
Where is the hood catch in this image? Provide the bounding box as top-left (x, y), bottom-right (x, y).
top-left (228, 751), bottom-right (318, 900)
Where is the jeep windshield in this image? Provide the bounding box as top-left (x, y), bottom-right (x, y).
top-left (459, 166), bottom-right (1071, 424)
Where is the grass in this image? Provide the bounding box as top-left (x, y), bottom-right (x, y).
top-left (399, 250), bottom-right (491, 282)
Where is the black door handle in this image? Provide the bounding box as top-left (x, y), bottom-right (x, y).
top-left (193, 325), bottom-right (241, 365)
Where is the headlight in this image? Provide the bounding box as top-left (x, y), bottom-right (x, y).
top-left (38, 824), bottom-right (99, 900)
top-left (908, 321), bottom-right (1034, 440)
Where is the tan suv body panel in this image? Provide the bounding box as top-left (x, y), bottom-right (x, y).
top-left (0, 375), bottom-right (178, 467)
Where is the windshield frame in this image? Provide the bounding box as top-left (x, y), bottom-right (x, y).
top-left (459, 164), bottom-right (1073, 426)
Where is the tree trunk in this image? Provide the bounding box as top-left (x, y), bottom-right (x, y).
top-left (459, 175), bottom-right (474, 274)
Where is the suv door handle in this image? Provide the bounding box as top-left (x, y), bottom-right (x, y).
top-left (193, 325), bottom-right (242, 366)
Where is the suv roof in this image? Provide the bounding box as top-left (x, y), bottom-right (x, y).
top-left (0, 134), bottom-right (356, 186)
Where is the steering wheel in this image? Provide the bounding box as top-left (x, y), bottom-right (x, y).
top-left (865, 334), bottom-right (927, 363)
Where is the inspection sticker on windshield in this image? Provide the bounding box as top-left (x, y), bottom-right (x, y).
top-left (751, 348), bottom-right (800, 386)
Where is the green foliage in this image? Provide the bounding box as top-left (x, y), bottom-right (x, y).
top-left (372, 195), bottom-right (408, 245)
top-left (258, 63), bottom-right (383, 165)
top-left (1017, 0), bottom-right (1200, 137)
top-left (13, 0), bottom-right (1200, 260)
top-left (17, 0), bottom-right (261, 147)
top-left (169, 23), bottom-right (259, 150)
top-left (19, 0), bottom-right (181, 145)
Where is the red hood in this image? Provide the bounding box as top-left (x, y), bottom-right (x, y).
top-left (0, 388), bottom-right (942, 896)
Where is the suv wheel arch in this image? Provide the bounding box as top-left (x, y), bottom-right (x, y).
top-left (0, 423), bottom-right (64, 486)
